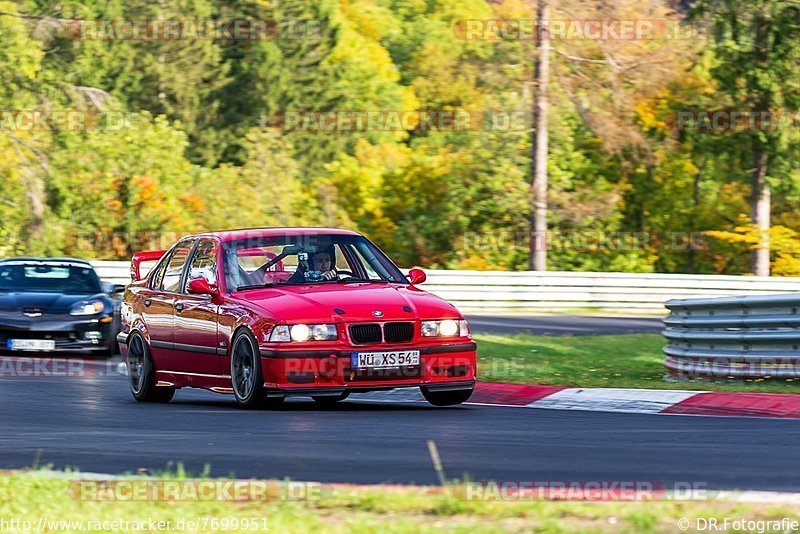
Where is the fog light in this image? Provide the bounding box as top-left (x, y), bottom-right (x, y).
top-left (84, 331), bottom-right (102, 344)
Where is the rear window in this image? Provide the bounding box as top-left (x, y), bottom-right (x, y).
top-left (0, 263), bottom-right (102, 294)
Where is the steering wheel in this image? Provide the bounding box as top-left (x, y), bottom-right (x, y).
top-left (336, 270), bottom-right (355, 278)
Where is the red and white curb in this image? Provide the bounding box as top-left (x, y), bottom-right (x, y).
top-left (352, 382), bottom-right (800, 419)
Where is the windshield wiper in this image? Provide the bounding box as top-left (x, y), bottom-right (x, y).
top-left (337, 277), bottom-right (390, 284)
top-left (235, 282), bottom-right (277, 291)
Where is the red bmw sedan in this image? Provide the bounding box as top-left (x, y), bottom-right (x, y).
top-left (118, 228), bottom-right (476, 408)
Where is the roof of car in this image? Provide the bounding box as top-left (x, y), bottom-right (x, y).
top-left (0, 257), bottom-right (93, 266)
top-left (193, 227), bottom-right (362, 243)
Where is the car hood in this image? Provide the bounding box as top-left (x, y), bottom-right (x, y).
top-left (231, 283), bottom-right (461, 323)
top-left (0, 291), bottom-right (106, 315)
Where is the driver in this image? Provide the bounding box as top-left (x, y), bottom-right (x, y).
top-left (287, 247), bottom-right (338, 283)
top-left (311, 250), bottom-right (337, 280)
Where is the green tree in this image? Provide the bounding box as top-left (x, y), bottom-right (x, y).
top-left (691, 0), bottom-right (800, 275)
top-left (49, 113), bottom-right (201, 258)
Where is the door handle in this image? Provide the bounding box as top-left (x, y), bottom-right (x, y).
top-left (175, 303), bottom-right (184, 312)
top-left (144, 299), bottom-right (152, 307)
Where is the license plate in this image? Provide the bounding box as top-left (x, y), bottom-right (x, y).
top-left (7, 339), bottom-right (55, 351)
top-left (352, 350), bottom-right (420, 369)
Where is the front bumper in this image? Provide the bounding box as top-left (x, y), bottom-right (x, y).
top-left (259, 341), bottom-right (477, 394)
top-left (262, 380), bottom-right (476, 398)
top-left (0, 315), bottom-right (116, 354)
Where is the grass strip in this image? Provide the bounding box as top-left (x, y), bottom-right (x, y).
top-left (474, 333), bottom-right (800, 393)
top-left (1, 471), bottom-right (797, 533)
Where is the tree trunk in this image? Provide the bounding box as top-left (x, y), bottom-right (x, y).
top-left (751, 149), bottom-right (770, 276)
top-left (529, 0), bottom-right (549, 271)
top-left (689, 162), bottom-right (702, 274)
top-left (21, 169), bottom-right (46, 252)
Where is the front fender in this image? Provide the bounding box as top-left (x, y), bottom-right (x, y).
top-left (218, 300), bottom-right (277, 355)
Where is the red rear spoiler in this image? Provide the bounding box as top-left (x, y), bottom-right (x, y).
top-left (131, 250), bottom-right (167, 281)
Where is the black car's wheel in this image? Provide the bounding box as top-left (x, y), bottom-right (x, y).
top-left (420, 386), bottom-right (474, 407)
top-left (128, 332), bottom-right (175, 403)
top-left (312, 392), bottom-right (350, 407)
top-left (231, 329), bottom-right (271, 409)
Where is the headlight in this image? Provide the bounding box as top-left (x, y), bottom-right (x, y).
top-left (439, 319), bottom-right (459, 336)
top-left (421, 319), bottom-right (470, 337)
top-left (268, 324), bottom-right (338, 342)
top-left (69, 300), bottom-right (106, 316)
top-left (290, 324), bottom-right (311, 342)
top-left (311, 324), bottom-right (337, 340)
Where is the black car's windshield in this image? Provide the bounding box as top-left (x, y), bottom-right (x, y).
top-left (222, 234), bottom-right (407, 291)
top-left (0, 262), bottom-right (102, 294)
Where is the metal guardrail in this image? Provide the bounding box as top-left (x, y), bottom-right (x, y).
top-left (90, 261), bottom-right (800, 314)
top-left (663, 294), bottom-right (800, 378)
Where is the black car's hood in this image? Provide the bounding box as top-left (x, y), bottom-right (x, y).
top-left (0, 291), bottom-right (107, 314)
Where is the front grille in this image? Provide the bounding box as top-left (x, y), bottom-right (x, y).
top-left (349, 322), bottom-right (415, 344)
top-left (384, 322), bottom-right (413, 343)
top-left (349, 324), bottom-right (382, 344)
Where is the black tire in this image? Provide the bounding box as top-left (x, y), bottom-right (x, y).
top-left (312, 392), bottom-right (350, 407)
top-left (420, 386), bottom-right (474, 407)
top-left (230, 329), bottom-right (268, 409)
top-left (127, 332), bottom-right (175, 403)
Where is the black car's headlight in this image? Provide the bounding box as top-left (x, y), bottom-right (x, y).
top-left (421, 319), bottom-right (470, 337)
top-left (268, 324), bottom-right (338, 342)
top-left (69, 299), bottom-right (107, 316)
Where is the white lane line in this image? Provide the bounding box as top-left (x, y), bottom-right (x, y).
top-left (712, 491), bottom-right (800, 504)
top-left (527, 388), bottom-right (703, 414)
top-left (467, 320), bottom-right (599, 332)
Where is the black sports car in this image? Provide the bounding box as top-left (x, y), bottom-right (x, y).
top-left (0, 257), bottom-right (123, 356)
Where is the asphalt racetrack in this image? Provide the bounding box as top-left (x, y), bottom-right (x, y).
top-left (1, 357), bottom-right (799, 492)
top-left (464, 314), bottom-right (664, 336)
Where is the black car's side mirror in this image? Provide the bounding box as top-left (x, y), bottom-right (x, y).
top-left (102, 282), bottom-right (126, 297)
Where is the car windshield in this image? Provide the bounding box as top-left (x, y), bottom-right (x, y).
top-left (0, 262), bottom-right (102, 294)
top-left (222, 234), bottom-right (408, 291)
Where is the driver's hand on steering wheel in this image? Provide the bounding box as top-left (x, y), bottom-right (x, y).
top-left (321, 269), bottom-right (337, 280)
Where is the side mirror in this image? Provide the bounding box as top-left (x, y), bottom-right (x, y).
top-left (102, 282), bottom-right (126, 297)
top-left (407, 268), bottom-right (426, 285)
top-left (187, 278), bottom-right (219, 299)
